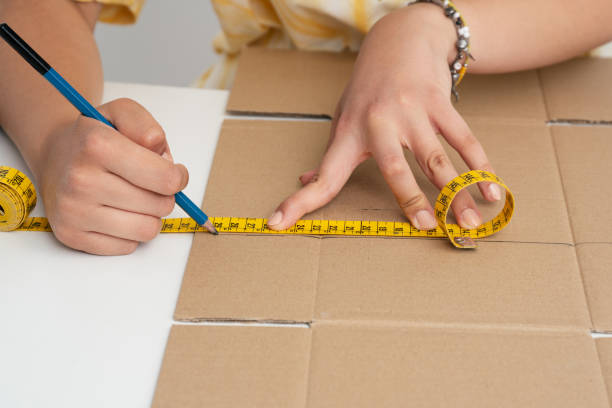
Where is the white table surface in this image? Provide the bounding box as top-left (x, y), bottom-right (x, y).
top-left (0, 83), bottom-right (228, 408)
top-left (1, 82), bottom-right (609, 408)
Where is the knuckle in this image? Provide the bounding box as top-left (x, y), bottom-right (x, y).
top-left (82, 129), bottom-right (108, 159)
top-left (364, 103), bottom-right (389, 128)
top-left (399, 192), bottom-right (428, 211)
top-left (143, 127), bottom-right (166, 150)
top-left (64, 168), bottom-right (89, 195)
top-left (455, 130), bottom-right (478, 151)
top-left (425, 150), bottom-right (451, 175)
top-left (114, 97), bottom-right (137, 108)
top-left (396, 90), bottom-right (419, 110)
top-left (312, 178), bottom-right (336, 202)
top-left (55, 196), bottom-right (77, 219)
top-left (378, 155), bottom-right (407, 179)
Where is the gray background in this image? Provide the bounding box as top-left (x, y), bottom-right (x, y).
top-left (94, 0), bottom-right (220, 87)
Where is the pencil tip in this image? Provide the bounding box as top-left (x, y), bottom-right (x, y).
top-left (203, 219), bottom-right (219, 235)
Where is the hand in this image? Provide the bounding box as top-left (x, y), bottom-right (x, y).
top-left (37, 98), bottom-right (189, 255)
top-left (267, 4), bottom-right (501, 231)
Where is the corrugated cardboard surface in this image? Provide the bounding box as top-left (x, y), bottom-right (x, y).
top-left (152, 325), bottom-right (311, 408)
top-left (227, 47), bottom-right (548, 121)
top-left (176, 119), bottom-right (588, 327)
top-left (153, 324), bottom-right (609, 408)
top-left (540, 58), bottom-right (612, 122)
top-left (158, 49), bottom-right (612, 405)
top-left (227, 47), bottom-right (354, 118)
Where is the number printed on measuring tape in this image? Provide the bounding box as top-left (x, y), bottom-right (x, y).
top-left (1, 166), bottom-right (515, 249)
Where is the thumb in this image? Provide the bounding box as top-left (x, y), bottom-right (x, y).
top-left (267, 138), bottom-right (364, 230)
top-left (299, 169), bottom-right (319, 186)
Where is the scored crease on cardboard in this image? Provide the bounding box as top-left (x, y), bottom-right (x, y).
top-left (152, 48), bottom-right (612, 407)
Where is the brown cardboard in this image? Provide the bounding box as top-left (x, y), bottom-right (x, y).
top-left (152, 325), bottom-right (311, 408)
top-left (159, 50), bottom-right (612, 405)
top-left (540, 58), bottom-right (612, 122)
top-left (552, 126), bottom-right (612, 333)
top-left (174, 119), bottom-right (586, 326)
top-left (198, 119), bottom-right (572, 244)
top-left (227, 47), bottom-right (548, 121)
top-left (598, 339), bottom-right (612, 405)
top-left (153, 324), bottom-right (610, 408)
top-left (576, 244), bottom-right (612, 333)
top-left (552, 125), bottom-right (612, 244)
top-left (227, 47), bottom-right (354, 118)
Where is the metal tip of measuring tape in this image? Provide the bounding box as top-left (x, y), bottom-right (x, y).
top-left (453, 236), bottom-right (476, 249)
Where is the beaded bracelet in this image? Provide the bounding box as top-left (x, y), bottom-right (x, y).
top-left (410, 0), bottom-right (474, 100)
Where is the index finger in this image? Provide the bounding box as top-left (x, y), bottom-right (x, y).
top-left (87, 122), bottom-right (188, 195)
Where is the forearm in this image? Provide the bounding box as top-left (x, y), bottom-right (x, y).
top-left (0, 0), bottom-right (103, 178)
top-left (455, 0), bottom-right (612, 73)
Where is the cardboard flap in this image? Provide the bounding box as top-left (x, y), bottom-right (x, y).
top-left (552, 125), bottom-right (612, 332)
top-left (540, 58), bottom-right (612, 122)
top-left (307, 323), bottom-right (608, 408)
top-left (227, 48), bottom-right (547, 121)
top-left (201, 119), bottom-right (571, 243)
top-left (597, 339), bottom-right (612, 407)
top-left (152, 325), bottom-right (311, 408)
top-left (176, 235), bottom-right (320, 323)
top-left (552, 125), bottom-right (612, 244)
top-left (227, 47), bottom-right (354, 118)
top-left (153, 324), bottom-right (609, 408)
top-left (315, 239), bottom-right (589, 329)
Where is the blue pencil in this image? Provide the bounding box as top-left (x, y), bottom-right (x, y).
top-left (0, 23), bottom-right (218, 235)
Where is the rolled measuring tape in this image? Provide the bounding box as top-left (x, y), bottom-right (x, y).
top-left (0, 165), bottom-right (514, 249)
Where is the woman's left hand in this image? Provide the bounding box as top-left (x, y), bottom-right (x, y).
top-left (267, 4), bottom-right (501, 231)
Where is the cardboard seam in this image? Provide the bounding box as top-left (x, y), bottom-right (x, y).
top-left (172, 320), bottom-right (311, 328)
top-left (537, 69), bottom-right (553, 123)
top-left (595, 339), bottom-right (612, 407)
top-left (312, 319), bottom-right (591, 335)
top-left (547, 123), bottom-right (596, 330)
top-left (301, 315), bottom-right (315, 408)
top-left (174, 317), bottom-right (312, 326)
top-left (310, 238), bottom-right (323, 321)
top-left (226, 110), bottom-right (332, 120)
top-left (548, 119), bottom-right (612, 127)
top-left (191, 232), bottom-right (574, 247)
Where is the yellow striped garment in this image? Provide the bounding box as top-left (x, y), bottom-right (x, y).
top-left (77, 0), bottom-right (611, 89)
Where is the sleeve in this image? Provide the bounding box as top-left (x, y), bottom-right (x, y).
top-left (72, 0), bottom-right (146, 25)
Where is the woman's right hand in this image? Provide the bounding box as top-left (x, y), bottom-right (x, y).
top-left (37, 98), bottom-right (189, 255)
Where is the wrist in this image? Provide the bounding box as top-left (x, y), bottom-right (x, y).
top-left (392, 3), bottom-right (458, 64)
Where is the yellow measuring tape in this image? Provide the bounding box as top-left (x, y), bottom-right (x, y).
top-left (0, 165), bottom-right (514, 249)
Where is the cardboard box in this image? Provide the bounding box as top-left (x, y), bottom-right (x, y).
top-left (153, 49), bottom-right (612, 406)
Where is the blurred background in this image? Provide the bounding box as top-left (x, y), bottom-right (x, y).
top-left (94, 0), bottom-right (612, 87)
top-left (94, 0), bottom-right (220, 87)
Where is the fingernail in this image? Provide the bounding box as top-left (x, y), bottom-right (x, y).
top-left (461, 208), bottom-right (481, 229)
top-left (488, 184), bottom-right (501, 201)
top-left (267, 211), bottom-right (283, 227)
top-left (415, 210), bottom-right (437, 230)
